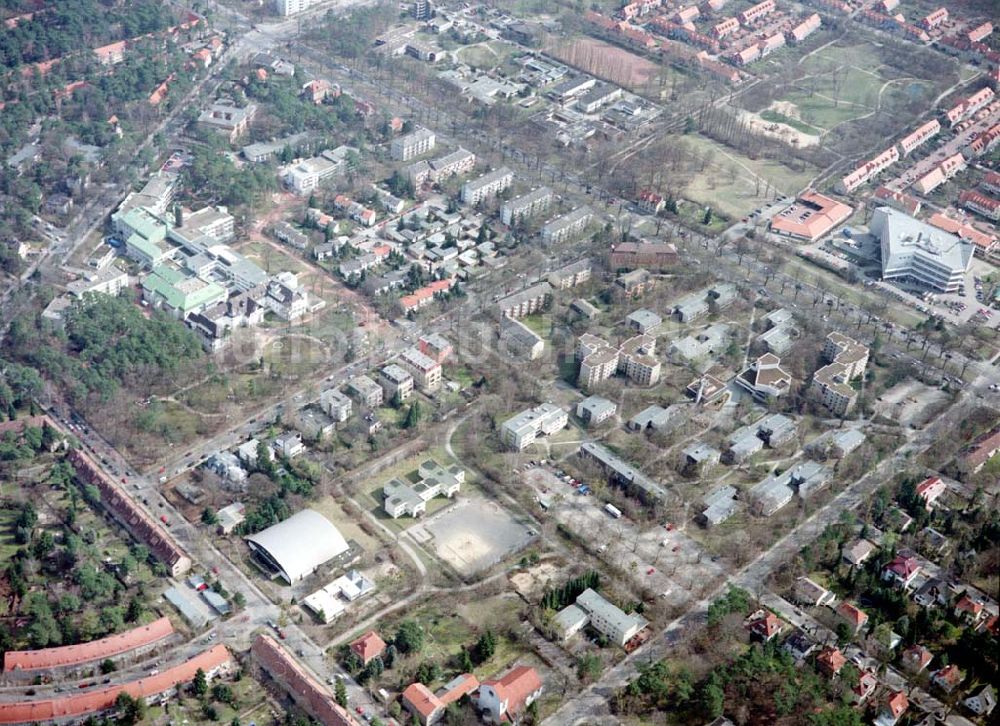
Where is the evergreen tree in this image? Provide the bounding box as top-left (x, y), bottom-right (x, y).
top-left (192, 668), bottom-right (208, 696)
top-left (335, 677), bottom-right (348, 707)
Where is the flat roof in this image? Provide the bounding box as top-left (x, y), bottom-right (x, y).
top-left (874, 207), bottom-right (974, 274)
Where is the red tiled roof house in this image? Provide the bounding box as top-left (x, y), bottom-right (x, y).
top-left (349, 631), bottom-right (386, 666)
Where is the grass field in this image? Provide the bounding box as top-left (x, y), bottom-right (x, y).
top-left (237, 240), bottom-right (307, 276)
top-left (262, 336), bottom-right (332, 378)
top-left (681, 135), bottom-right (820, 218)
top-left (370, 594), bottom-right (539, 687)
top-left (520, 314), bottom-right (551, 339)
top-left (782, 41), bottom-right (936, 134)
top-left (457, 41), bottom-right (519, 70)
top-left (311, 495), bottom-right (381, 552)
top-left (0, 509), bottom-right (23, 565)
top-left (759, 109), bottom-right (821, 135)
top-left (784, 257), bottom-right (923, 328)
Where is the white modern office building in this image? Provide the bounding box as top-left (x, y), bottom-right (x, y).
top-left (872, 207), bottom-right (974, 292)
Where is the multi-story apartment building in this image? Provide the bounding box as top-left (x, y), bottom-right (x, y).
top-left (319, 388), bottom-right (353, 423)
top-left (499, 317), bottom-right (545, 361)
top-left (920, 6), bottom-right (947, 29)
top-left (787, 13), bottom-right (821, 44)
top-left (735, 353), bottom-right (793, 402)
top-left (500, 403), bottom-right (567, 451)
top-left (379, 364), bottom-right (414, 403)
top-left (281, 147), bottom-right (354, 194)
top-left (428, 148), bottom-right (475, 182)
top-left (198, 103), bottom-right (257, 142)
top-left (540, 206), bottom-right (593, 244)
top-left (501, 187), bottom-right (554, 226)
top-left (498, 282), bottom-right (551, 319)
top-left (713, 18), bottom-right (740, 39)
top-left (390, 127), bottom-right (436, 161)
top-left (275, 0), bottom-right (317, 15)
top-left (944, 87), bottom-right (995, 127)
top-left (461, 167), bottom-right (514, 205)
top-left (399, 347), bottom-right (442, 392)
top-left (577, 335), bottom-right (620, 389)
top-left (418, 333), bottom-right (452, 364)
top-left (66, 265), bottom-right (129, 299)
top-left (811, 332), bottom-right (869, 415)
top-left (609, 242), bottom-right (678, 270)
top-left (578, 441), bottom-right (666, 502)
top-left (558, 588), bottom-right (647, 647)
top-left (547, 258), bottom-right (592, 289)
top-left (913, 153), bottom-right (966, 195)
top-left (576, 333), bottom-right (659, 389)
top-left (346, 375), bottom-right (384, 408)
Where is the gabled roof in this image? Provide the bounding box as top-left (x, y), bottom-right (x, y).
top-left (852, 670), bottom-right (877, 697)
top-left (955, 594), bottom-right (983, 615)
top-left (0, 646), bottom-right (230, 723)
top-left (816, 647), bottom-right (846, 675)
top-left (349, 631), bottom-right (386, 663)
top-left (884, 554), bottom-right (919, 579)
top-left (837, 601), bottom-right (868, 627)
top-left (901, 644), bottom-right (932, 671)
top-left (842, 538), bottom-right (876, 564)
top-left (403, 682), bottom-right (442, 720)
top-left (916, 476), bottom-right (943, 497)
top-left (747, 610), bottom-right (782, 638)
top-left (482, 665), bottom-right (542, 717)
top-left (4, 618), bottom-right (174, 672)
top-left (885, 690), bottom-right (908, 718)
top-left (933, 663), bottom-right (963, 688)
top-left (439, 673), bottom-right (480, 704)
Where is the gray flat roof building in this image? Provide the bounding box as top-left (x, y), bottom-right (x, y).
top-left (702, 484), bottom-right (738, 527)
top-left (575, 395), bottom-right (617, 426)
top-left (626, 308), bottom-right (662, 334)
top-left (501, 186), bottom-right (554, 226)
top-left (540, 206), bottom-right (593, 244)
top-left (873, 206), bottom-right (974, 292)
top-left (578, 441), bottom-right (665, 502)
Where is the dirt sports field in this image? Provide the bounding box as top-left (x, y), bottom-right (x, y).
top-left (409, 497), bottom-right (535, 577)
top-left (544, 36), bottom-right (662, 92)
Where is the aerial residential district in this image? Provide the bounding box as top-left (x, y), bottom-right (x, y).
top-left (0, 0), bottom-right (999, 724)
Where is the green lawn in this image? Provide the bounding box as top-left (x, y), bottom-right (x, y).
top-left (783, 257), bottom-right (923, 328)
top-left (785, 43), bottom-right (890, 130)
top-left (457, 41), bottom-right (518, 70)
top-left (780, 89), bottom-right (873, 130)
top-left (236, 240), bottom-right (307, 275)
top-left (681, 135), bottom-right (820, 218)
top-left (262, 336), bottom-right (331, 377)
top-left (448, 365), bottom-right (475, 389)
top-left (520, 314), bottom-right (551, 339)
top-left (0, 509), bottom-right (22, 566)
top-left (759, 109), bottom-right (822, 135)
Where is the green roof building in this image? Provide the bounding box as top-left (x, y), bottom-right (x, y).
top-left (141, 265), bottom-right (226, 317)
top-left (116, 207), bottom-right (172, 267)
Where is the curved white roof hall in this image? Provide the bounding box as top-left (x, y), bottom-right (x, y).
top-left (245, 510), bottom-right (349, 583)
